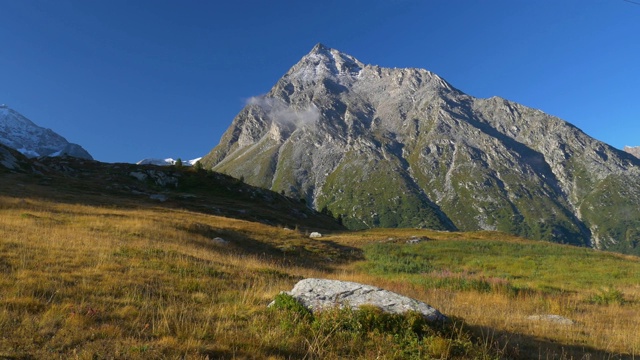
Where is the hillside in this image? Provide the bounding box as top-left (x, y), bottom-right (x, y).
top-left (0, 146), bottom-right (639, 358)
top-left (0, 143), bottom-right (343, 232)
top-left (201, 44), bottom-right (640, 255)
top-left (0, 197), bottom-right (638, 359)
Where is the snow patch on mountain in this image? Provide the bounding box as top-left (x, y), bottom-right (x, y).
top-left (136, 157), bottom-right (202, 166)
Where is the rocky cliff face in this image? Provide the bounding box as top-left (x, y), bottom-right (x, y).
top-left (201, 44), bottom-right (640, 254)
top-left (624, 146), bottom-right (640, 159)
top-left (0, 105), bottom-right (93, 160)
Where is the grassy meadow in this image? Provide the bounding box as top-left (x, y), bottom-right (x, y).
top-left (0, 196), bottom-right (638, 359)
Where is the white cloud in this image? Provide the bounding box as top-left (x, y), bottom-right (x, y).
top-left (247, 96), bottom-right (319, 128)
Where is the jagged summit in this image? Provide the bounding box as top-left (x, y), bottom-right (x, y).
top-left (285, 43), bottom-right (365, 83)
top-left (310, 42), bottom-right (329, 52)
top-left (201, 45), bottom-right (640, 255)
top-left (0, 105), bottom-right (93, 160)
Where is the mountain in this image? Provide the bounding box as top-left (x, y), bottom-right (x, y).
top-left (0, 104), bottom-right (92, 160)
top-left (624, 146), bottom-right (640, 159)
top-left (201, 43), bottom-right (640, 254)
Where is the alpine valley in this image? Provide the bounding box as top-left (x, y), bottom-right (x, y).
top-left (201, 44), bottom-right (640, 255)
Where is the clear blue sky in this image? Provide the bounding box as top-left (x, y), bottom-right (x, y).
top-left (1, 0), bottom-right (638, 163)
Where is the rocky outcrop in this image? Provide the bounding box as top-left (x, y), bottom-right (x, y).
top-left (202, 44), bottom-right (640, 254)
top-left (276, 278), bottom-right (447, 322)
top-left (129, 169), bottom-right (179, 187)
top-left (0, 144), bottom-right (32, 172)
top-left (56, 143), bottom-right (93, 159)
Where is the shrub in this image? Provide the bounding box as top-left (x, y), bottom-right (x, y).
top-left (270, 293), bottom-right (312, 319)
top-left (588, 288), bottom-right (625, 306)
top-left (270, 297), bottom-right (477, 359)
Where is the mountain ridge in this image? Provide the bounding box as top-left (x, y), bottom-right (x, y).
top-left (0, 104), bottom-right (93, 160)
top-left (201, 44), bottom-right (640, 254)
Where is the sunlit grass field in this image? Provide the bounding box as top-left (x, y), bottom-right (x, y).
top-left (0, 196), bottom-right (638, 359)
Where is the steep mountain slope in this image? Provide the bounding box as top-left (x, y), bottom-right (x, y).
top-left (0, 104), bottom-right (92, 159)
top-left (201, 44), bottom-right (640, 254)
top-left (624, 145), bottom-right (640, 158)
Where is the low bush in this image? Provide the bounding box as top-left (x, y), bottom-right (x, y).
top-left (270, 293), bottom-right (479, 359)
top-left (588, 288), bottom-right (625, 305)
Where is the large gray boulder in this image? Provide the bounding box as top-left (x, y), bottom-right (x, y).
top-left (279, 278), bottom-right (447, 322)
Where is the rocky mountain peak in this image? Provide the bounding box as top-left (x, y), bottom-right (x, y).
top-left (287, 43), bottom-right (364, 83)
top-left (201, 45), bottom-right (640, 255)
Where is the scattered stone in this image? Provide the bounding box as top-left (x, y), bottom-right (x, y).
top-left (309, 232), bottom-right (322, 238)
top-left (150, 171), bottom-right (179, 187)
top-left (212, 237), bottom-right (229, 245)
top-left (274, 278), bottom-right (447, 322)
top-left (406, 236), bottom-right (429, 244)
top-left (149, 194), bottom-right (168, 202)
top-left (527, 314), bottom-right (575, 325)
top-left (129, 171), bottom-right (148, 181)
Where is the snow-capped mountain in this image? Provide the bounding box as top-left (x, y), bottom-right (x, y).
top-left (136, 157), bottom-right (202, 166)
top-left (0, 104), bottom-right (92, 160)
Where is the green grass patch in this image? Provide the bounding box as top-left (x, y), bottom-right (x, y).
top-left (360, 239), bottom-right (640, 293)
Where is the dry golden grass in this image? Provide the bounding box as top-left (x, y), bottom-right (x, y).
top-left (1, 195), bottom-right (638, 359)
top-left (0, 196), bottom-right (338, 359)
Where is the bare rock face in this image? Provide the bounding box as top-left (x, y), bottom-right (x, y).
top-left (202, 44), bottom-right (640, 254)
top-left (0, 145), bottom-right (21, 170)
top-left (624, 146), bottom-right (640, 159)
top-left (278, 278), bottom-right (447, 322)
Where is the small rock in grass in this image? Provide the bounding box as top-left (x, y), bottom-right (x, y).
top-left (527, 314), bottom-right (575, 325)
top-left (212, 237), bottom-right (228, 245)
